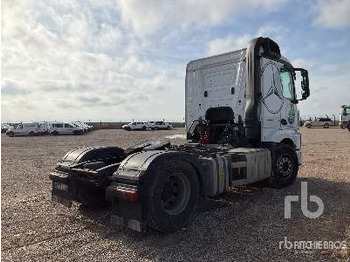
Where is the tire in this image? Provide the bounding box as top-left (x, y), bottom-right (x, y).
top-left (146, 160), bottom-right (199, 232)
top-left (8, 131), bottom-right (14, 137)
top-left (52, 131), bottom-right (59, 135)
top-left (142, 126), bottom-right (146, 131)
top-left (126, 127), bottom-right (131, 131)
top-left (29, 131), bottom-right (35, 136)
top-left (306, 124), bottom-right (312, 128)
top-left (270, 144), bottom-right (298, 188)
top-left (167, 126), bottom-right (171, 130)
top-left (324, 123), bottom-right (329, 128)
top-left (73, 130), bottom-right (82, 135)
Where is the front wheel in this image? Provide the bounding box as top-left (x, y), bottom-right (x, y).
top-left (306, 124), bottom-right (312, 128)
top-left (146, 160), bottom-right (199, 232)
top-left (324, 123), bottom-right (330, 128)
top-left (270, 144), bottom-right (298, 188)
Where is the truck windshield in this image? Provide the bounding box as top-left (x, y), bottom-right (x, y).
top-left (280, 68), bottom-right (295, 102)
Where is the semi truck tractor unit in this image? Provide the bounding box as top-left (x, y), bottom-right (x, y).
top-left (49, 37), bottom-right (310, 232)
top-left (339, 105), bottom-right (350, 129)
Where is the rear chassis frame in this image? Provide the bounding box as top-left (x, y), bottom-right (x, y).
top-left (50, 142), bottom-right (276, 232)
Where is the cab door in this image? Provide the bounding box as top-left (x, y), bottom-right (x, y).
top-left (260, 58), bottom-right (284, 135)
top-left (260, 58), bottom-right (298, 143)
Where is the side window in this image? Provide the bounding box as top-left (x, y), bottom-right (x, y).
top-left (65, 124), bottom-right (73, 128)
top-left (280, 68), bottom-right (295, 101)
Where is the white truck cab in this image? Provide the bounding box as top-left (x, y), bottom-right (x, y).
top-left (186, 37), bottom-right (309, 165)
top-left (339, 105), bottom-right (350, 128)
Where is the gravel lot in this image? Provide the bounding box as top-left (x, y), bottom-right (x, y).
top-left (1, 128), bottom-right (349, 261)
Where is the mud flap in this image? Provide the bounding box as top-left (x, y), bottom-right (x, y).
top-left (49, 172), bottom-right (72, 207)
top-left (106, 184), bottom-right (145, 232)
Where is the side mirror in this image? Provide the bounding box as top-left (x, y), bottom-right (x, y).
top-left (294, 68), bottom-right (310, 100)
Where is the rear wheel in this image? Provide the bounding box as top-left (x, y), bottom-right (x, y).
top-left (147, 160), bottom-right (199, 232)
top-left (52, 131), bottom-right (59, 135)
top-left (324, 123), bottom-right (329, 128)
top-left (142, 126), bottom-right (146, 131)
top-left (73, 130), bottom-right (81, 135)
top-left (306, 124), bottom-right (312, 128)
top-left (8, 131), bottom-right (14, 137)
top-left (29, 131), bottom-right (35, 136)
top-left (270, 144), bottom-right (298, 188)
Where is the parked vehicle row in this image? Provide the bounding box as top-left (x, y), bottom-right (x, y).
top-left (122, 121), bottom-right (173, 131)
top-left (4, 121), bottom-right (94, 137)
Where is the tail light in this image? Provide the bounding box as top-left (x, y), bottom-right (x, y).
top-left (200, 129), bottom-right (210, 144)
top-left (115, 186), bottom-right (139, 202)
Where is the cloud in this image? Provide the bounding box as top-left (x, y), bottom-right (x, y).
top-left (207, 25), bottom-right (287, 55)
top-left (207, 35), bottom-right (251, 55)
top-left (118, 0), bottom-right (286, 37)
top-left (1, 0), bottom-right (184, 121)
top-left (291, 58), bottom-right (318, 70)
top-left (1, 79), bottom-right (30, 95)
top-left (313, 0), bottom-right (350, 28)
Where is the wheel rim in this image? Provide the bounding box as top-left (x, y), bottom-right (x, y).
top-left (277, 154), bottom-right (294, 178)
top-left (161, 172), bottom-right (190, 215)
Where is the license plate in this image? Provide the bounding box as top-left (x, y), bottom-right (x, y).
top-left (53, 181), bottom-right (69, 192)
top-left (52, 194), bottom-right (72, 207)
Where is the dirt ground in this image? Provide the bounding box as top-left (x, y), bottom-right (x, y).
top-left (1, 128), bottom-right (349, 261)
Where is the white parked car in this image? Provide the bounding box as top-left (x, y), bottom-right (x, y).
top-left (122, 121), bottom-right (149, 131)
top-left (72, 121), bottom-right (93, 132)
top-left (303, 117), bottom-right (333, 128)
top-left (2, 123), bottom-right (12, 133)
top-left (6, 122), bottom-right (47, 137)
top-left (48, 122), bottom-right (84, 135)
top-left (150, 121), bottom-right (173, 130)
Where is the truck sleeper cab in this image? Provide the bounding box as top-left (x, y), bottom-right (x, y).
top-left (49, 37), bottom-right (310, 233)
top-left (339, 105), bottom-right (350, 129)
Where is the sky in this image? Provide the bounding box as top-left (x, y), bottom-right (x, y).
top-left (1, 0), bottom-right (350, 122)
